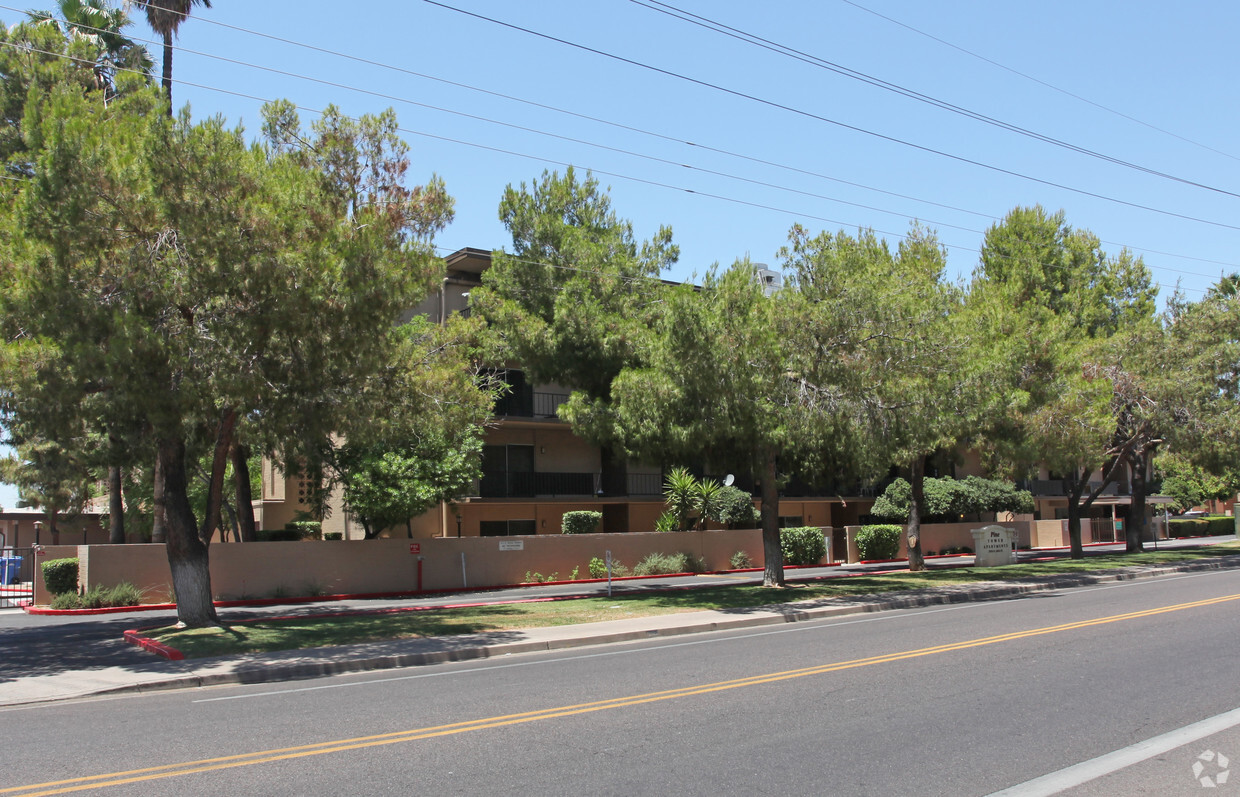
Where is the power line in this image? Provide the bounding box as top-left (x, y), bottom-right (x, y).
top-left (0, 31), bottom-right (1225, 293)
top-left (70, 3), bottom-right (1240, 271)
top-left (421, 0), bottom-right (1240, 234)
top-left (633, 0), bottom-right (1240, 200)
top-left (837, 0), bottom-right (1240, 164)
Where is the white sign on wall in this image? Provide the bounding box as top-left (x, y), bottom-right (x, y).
top-left (499, 540), bottom-right (524, 551)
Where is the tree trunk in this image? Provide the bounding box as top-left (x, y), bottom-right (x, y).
top-left (1126, 448), bottom-right (1150, 553)
top-left (759, 448), bottom-right (785, 587)
top-left (151, 453), bottom-right (166, 543)
top-left (159, 435), bottom-right (218, 628)
top-left (161, 33), bottom-right (173, 111)
top-left (232, 442), bottom-right (257, 542)
top-left (907, 458), bottom-right (926, 571)
top-left (1065, 472), bottom-right (1086, 559)
top-left (199, 409), bottom-right (238, 545)
top-left (49, 511), bottom-right (60, 546)
top-left (108, 465), bottom-right (125, 544)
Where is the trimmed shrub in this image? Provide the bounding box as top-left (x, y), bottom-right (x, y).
top-left (855, 525), bottom-right (902, 561)
top-left (730, 550), bottom-right (754, 569)
top-left (562, 511), bottom-right (602, 534)
top-left (1167, 516), bottom-right (1232, 537)
top-left (1206, 516), bottom-right (1235, 536)
top-left (780, 526), bottom-right (827, 565)
top-left (1168, 518), bottom-right (1207, 538)
top-left (42, 558), bottom-right (79, 595)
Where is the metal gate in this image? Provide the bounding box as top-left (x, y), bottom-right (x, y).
top-left (0, 547), bottom-right (35, 608)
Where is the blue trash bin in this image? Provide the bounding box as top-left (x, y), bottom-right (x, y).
top-left (0, 556), bottom-right (20, 586)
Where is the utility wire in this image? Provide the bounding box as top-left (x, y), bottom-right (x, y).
top-left (634, 0), bottom-right (1240, 200)
top-left (837, 0), bottom-right (1240, 163)
top-left (88, 3), bottom-right (1240, 269)
top-left (0, 33), bottom-right (1225, 291)
top-left (423, 0), bottom-right (1240, 233)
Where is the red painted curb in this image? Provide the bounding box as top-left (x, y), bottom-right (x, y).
top-left (123, 630), bottom-right (184, 660)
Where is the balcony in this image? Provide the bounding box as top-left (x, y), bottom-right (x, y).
top-left (1017, 479), bottom-right (1125, 497)
top-left (493, 389), bottom-right (569, 420)
top-left (478, 471), bottom-right (666, 499)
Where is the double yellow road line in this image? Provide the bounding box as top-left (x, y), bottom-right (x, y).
top-left (8, 591), bottom-right (1239, 796)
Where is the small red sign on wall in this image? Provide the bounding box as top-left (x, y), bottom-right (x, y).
top-left (409, 543), bottom-right (421, 554)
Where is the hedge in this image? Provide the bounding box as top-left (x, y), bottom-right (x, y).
top-left (1167, 516), bottom-right (1235, 538)
top-left (562, 510), bottom-right (602, 534)
top-left (855, 525), bottom-right (902, 561)
top-left (42, 557), bottom-right (79, 595)
top-left (781, 526), bottom-right (827, 565)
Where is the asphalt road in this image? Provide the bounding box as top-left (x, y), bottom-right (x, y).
top-left (2, 563), bottom-right (1238, 795)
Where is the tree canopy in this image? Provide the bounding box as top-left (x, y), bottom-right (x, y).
top-left (0, 77), bottom-right (465, 625)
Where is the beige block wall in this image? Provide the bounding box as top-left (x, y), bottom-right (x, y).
top-left (843, 521), bottom-right (1034, 563)
top-left (31, 544), bottom-right (87, 604)
top-left (69, 530), bottom-right (772, 603)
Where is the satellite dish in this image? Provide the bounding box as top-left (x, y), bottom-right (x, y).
top-left (724, 474), bottom-right (735, 486)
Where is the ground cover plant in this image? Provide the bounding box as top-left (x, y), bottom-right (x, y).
top-left (145, 542), bottom-right (1239, 659)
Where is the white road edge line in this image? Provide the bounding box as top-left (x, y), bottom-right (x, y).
top-left (988, 705), bottom-right (1240, 796)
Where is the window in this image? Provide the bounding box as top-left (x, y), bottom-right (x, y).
top-left (481, 445), bottom-right (536, 498)
top-left (479, 519), bottom-right (537, 537)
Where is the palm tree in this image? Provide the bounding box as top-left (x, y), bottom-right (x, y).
top-left (127, 0), bottom-right (210, 111)
top-left (28, 0), bottom-right (153, 96)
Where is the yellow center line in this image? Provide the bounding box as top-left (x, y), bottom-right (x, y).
top-left (8, 591), bottom-right (1239, 796)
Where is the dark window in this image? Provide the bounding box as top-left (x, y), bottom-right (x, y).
top-left (481, 445), bottom-right (536, 498)
top-left (779, 516), bottom-right (804, 528)
top-left (493, 370), bottom-right (534, 416)
top-left (479, 519), bottom-right (536, 536)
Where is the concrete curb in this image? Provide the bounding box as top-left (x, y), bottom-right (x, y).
top-left (63, 554), bottom-right (1240, 704)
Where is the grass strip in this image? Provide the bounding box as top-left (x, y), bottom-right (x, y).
top-left (149, 542), bottom-right (1240, 659)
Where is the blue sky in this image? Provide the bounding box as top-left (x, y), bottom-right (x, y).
top-left (1, 0), bottom-right (1238, 505)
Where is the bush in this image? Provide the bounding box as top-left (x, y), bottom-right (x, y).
top-left (48, 582), bottom-right (145, 609)
top-left (713, 486), bottom-right (760, 528)
top-left (631, 552), bottom-right (704, 576)
top-left (324, 532), bottom-right (343, 541)
top-left (588, 556), bottom-right (628, 578)
top-left (1206, 516), bottom-right (1235, 536)
top-left (730, 550), bottom-right (754, 569)
top-left (855, 525), bottom-right (902, 561)
top-left (285, 520), bottom-right (322, 540)
top-left (871, 477), bottom-right (1033, 522)
top-left (49, 591), bottom-right (82, 610)
top-left (1167, 516), bottom-right (1233, 537)
top-left (780, 526), bottom-right (827, 565)
top-left (562, 511), bottom-right (602, 534)
top-left (42, 558), bottom-right (79, 595)
top-left (654, 511), bottom-right (679, 533)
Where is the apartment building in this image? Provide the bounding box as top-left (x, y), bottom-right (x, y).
top-left (256, 248), bottom-right (890, 539)
top-left (257, 248), bottom-right (1174, 541)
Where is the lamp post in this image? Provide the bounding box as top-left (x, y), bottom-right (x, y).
top-left (33, 520), bottom-right (42, 546)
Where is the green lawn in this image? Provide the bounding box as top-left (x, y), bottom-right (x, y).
top-left (149, 541), bottom-right (1240, 659)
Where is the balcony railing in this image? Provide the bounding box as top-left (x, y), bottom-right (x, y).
top-left (626, 472), bottom-right (663, 496)
top-left (480, 471), bottom-right (598, 498)
top-left (493, 390), bottom-right (569, 419)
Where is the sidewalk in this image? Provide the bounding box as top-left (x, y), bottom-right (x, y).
top-left (3, 551), bottom-right (1238, 707)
